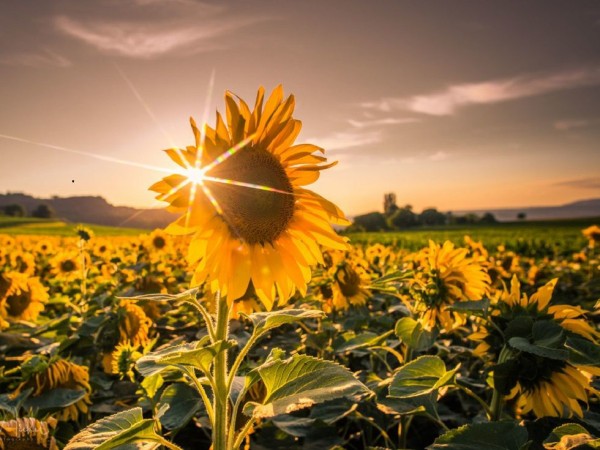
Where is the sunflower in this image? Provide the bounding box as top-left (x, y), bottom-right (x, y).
top-left (146, 229), bottom-right (171, 253)
top-left (470, 276), bottom-right (600, 418)
top-left (14, 359), bottom-right (92, 422)
top-left (110, 342), bottom-right (142, 380)
top-left (0, 417), bottom-right (58, 450)
top-left (34, 239), bottom-right (55, 256)
top-left (8, 251), bottom-right (36, 277)
top-left (50, 251), bottom-right (83, 281)
top-left (101, 301), bottom-right (152, 374)
top-left (409, 240), bottom-right (490, 331)
top-left (583, 225), bottom-right (600, 248)
top-left (0, 272), bottom-right (48, 328)
top-left (318, 250), bottom-right (371, 311)
top-left (150, 85), bottom-right (349, 308)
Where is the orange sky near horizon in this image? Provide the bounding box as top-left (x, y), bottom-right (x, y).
top-left (1, 1), bottom-right (599, 217)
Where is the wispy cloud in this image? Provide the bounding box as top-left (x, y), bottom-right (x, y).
top-left (54, 3), bottom-right (267, 58)
top-left (348, 117), bottom-right (419, 128)
top-left (555, 177), bottom-right (600, 190)
top-left (309, 129), bottom-right (381, 151)
top-left (363, 67), bottom-right (600, 116)
top-left (428, 151), bottom-right (448, 161)
top-left (554, 118), bottom-right (599, 131)
top-left (0, 50), bottom-right (71, 68)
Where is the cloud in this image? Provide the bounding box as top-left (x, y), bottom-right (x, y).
top-left (428, 151), bottom-right (448, 161)
top-left (363, 67), bottom-right (600, 116)
top-left (348, 117), bottom-right (419, 128)
top-left (0, 50), bottom-right (71, 68)
top-left (555, 177), bottom-right (600, 190)
top-left (308, 130), bottom-right (381, 151)
top-left (554, 118), bottom-right (599, 131)
top-left (54, 3), bottom-right (266, 58)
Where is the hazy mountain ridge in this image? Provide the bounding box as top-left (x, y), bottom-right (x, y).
top-left (0, 193), bottom-right (178, 229)
top-left (451, 198), bottom-right (600, 221)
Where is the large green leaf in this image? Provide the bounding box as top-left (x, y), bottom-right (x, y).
top-left (429, 421), bottom-right (529, 450)
top-left (136, 338), bottom-right (234, 376)
top-left (395, 317), bottom-right (438, 352)
top-left (158, 383), bottom-right (202, 430)
top-left (389, 355), bottom-right (459, 399)
top-left (334, 331), bottom-right (392, 354)
top-left (64, 407), bottom-right (161, 450)
top-left (242, 309), bottom-right (324, 336)
top-left (244, 355), bottom-right (370, 419)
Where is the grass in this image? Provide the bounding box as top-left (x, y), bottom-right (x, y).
top-left (0, 216), bottom-right (146, 237)
top-left (345, 217), bottom-right (599, 256)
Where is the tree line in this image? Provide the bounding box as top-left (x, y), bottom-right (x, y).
top-left (0, 203), bottom-right (55, 219)
top-left (347, 192), bottom-right (498, 232)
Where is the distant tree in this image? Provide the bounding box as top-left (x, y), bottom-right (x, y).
top-left (32, 204), bottom-right (54, 219)
top-left (383, 193), bottom-right (398, 216)
top-left (517, 212), bottom-right (527, 221)
top-left (479, 212), bottom-right (497, 224)
top-left (352, 212), bottom-right (389, 232)
top-left (419, 208), bottom-right (447, 226)
top-left (389, 207), bottom-right (418, 229)
top-left (3, 203), bottom-right (25, 217)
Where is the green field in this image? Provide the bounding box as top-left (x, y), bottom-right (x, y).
top-left (0, 216), bottom-right (146, 236)
top-left (346, 217), bottom-right (599, 256)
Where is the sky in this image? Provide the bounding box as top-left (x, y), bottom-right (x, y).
top-left (1, 0), bottom-right (599, 217)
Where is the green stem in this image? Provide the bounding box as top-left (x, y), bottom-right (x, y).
top-left (156, 436), bottom-right (184, 450)
top-left (213, 293), bottom-right (231, 450)
top-left (457, 384), bottom-right (492, 418)
top-left (489, 345), bottom-right (511, 421)
top-left (232, 417), bottom-right (256, 450)
top-left (182, 367), bottom-right (215, 425)
top-left (185, 298), bottom-right (216, 341)
top-left (227, 333), bottom-right (259, 393)
top-left (399, 415), bottom-right (413, 449)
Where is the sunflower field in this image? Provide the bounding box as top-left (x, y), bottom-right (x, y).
top-left (1, 87), bottom-right (600, 450)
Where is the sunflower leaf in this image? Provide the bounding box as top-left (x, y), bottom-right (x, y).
top-left (136, 338), bottom-right (235, 376)
top-left (429, 421), bottom-right (529, 450)
top-left (23, 388), bottom-right (87, 411)
top-left (566, 335), bottom-right (600, 366)
top-left (158, 383), bottom-right (202, 431)
top-left (395, 317), bottom-right (438, 352)
top-left (243, 354), bottom-right (370, 419)
top-left (65, 407), bottom-right (161, 450)
top-left (389, 355), bottom-right (459, 399)
top-left (119, 287), bottom-right (199, 303)
top-left (446, 298), bottom-right (491, 317)
top-left (543, 423), bottom-right (600, 449)
top-left (508, 337), bottom-right (569, 360)
top-left (242, 309), bottom-right (325, 336)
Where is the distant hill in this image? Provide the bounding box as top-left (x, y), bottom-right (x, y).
top-left (452, 198), bottom-right (600, 221)
top-left (0, 193), bottom-right (178, 229)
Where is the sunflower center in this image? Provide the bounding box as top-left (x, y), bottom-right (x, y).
top-left (335, 265), bottom-right (361, 297)
top-left (1, 437), bottom-right (50, 450)
top-left (60, 260), bottom-right (76, 272)
top-left (206, 146), bottom-right (295, 245)
top-left (6, 293), bottom-right (32, 317)
top-left (152, 236), bottom-right (166, 249)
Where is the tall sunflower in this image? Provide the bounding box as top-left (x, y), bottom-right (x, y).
top-left (470, 276), bottom-right (600, 418)
top-left (150, 85), bottom-right (349, 308)
top-left (0, 417), bottom-right (58, 450)
top-left (408, 240), bottom-right (490, 331)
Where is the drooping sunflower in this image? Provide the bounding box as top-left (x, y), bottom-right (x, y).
top-left (470, 276), bottom-right (600, 418)
top-left (14, 358), bottom-right (92, 422)
top-left (408, 240), bottom-right (491, 331)
top-left (0, 272), bottom-right (48, 328)
top-left (150, 85), bottom-right (349, 308)
top-left (0, 417), bottom-right (58, 450)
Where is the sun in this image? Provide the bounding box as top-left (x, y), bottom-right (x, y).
top-left (185, 166), bottom-right (207, 185)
